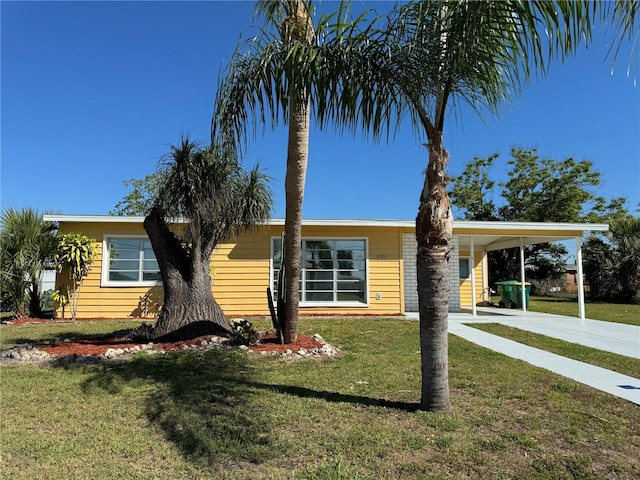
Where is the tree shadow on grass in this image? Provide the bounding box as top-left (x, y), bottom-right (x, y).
top-left (79, 350), bottom-right (419, 468)
top-left (80, 349), bottom-right (279, 467)
top-left (246, 382), bottom-right (419, 412)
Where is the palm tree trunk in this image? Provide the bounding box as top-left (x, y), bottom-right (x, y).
top-left (281, 0), bottom-right (314, 344)
top-left (28, 281), bottom-right (43, 318)
top-left (283, 97), bottom-right (310, 344)
top-left (416, 123), bottom-right (452, 412)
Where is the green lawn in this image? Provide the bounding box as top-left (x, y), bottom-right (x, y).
top-left (1, 318), bottom-right (639, 479)
top-left (490, 295), bottom-right (640, 326)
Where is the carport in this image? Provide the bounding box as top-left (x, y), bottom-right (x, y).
top-left (454, 221), bottom-right (609, 319)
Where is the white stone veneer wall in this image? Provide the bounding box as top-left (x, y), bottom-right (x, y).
top-left (403, 234), bottom-right (460, 313)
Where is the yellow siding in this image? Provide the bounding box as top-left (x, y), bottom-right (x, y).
top-left (55, 222), bottom-right (404, 318)
top-left (459, 250), bottom-right (484, 307)
top-left (55, 222), bottom-right (165, 319)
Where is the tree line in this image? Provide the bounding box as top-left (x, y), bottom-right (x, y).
top-left (449, 147), bottom-right (637, 296)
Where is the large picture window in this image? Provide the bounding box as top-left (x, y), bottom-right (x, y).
top-left (102, 236), bottom-right (161, 286)
top-left (272, 237), bottom-right (368, 305)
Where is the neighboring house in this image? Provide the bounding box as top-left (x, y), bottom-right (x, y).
top-left (564, 263), bottom-right (589, 293)
top-left (43, 215), bottom-right (607, 320)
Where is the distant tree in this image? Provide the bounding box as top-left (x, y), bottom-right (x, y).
top-left (450, 147), bottom-right (629, 286)
top-left (144, 138), bottom-right (272, 341)
top-left (451, 147), bottom-right (627, 223)
top-left (55, 233), bottom-right (96, 320)
top-left (111, 173), bottom-right (165, 216)
top-left (584, 216), bottom-right (640, 303)
top-left (0, 207), bottom-right (57, 318)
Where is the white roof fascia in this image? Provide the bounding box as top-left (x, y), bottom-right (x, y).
top-left (42, 214), bottom-right (188, 224)
top-left (453, 220), bottom-right (609, 232)
top-left (43, 214), bottom-right (147, 223)
top-left (42, 215), bottom-right (608, 233)
top-left (42, 215), bottom-right (415, 228)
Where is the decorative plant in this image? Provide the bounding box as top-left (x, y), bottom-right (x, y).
top-left (231, 319), bottom-right (260, 346)
top-left (51, 287), bottom-right (68, 318)
top-left (55, 233), bottom-right (95, 320)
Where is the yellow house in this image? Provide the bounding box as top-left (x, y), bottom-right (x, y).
top-left (43, 215), bottom-right (607, 320)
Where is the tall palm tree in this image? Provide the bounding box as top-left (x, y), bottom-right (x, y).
top-left (212, 0), bottom-right (393, 343)
top-left (358, 0), bottom-right (639, 411)
top-left (144, 138), bottom-right (273, 341)
top-left (0, 207), bottom-right (57, 318)
top-left (213, 0), bottom-right (637, 410)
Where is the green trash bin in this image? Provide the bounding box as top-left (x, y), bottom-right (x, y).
top-left (496, 280), bottom-right (531, 308)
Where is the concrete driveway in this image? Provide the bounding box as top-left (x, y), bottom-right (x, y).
top-left (407, 308), bottom-right (640, 404)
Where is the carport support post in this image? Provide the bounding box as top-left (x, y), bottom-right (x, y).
top-left (520, 237), bottom-right (527, 312)
top-left (576, 237), bottom-right (586, 319)
top-left (470, 236), bottom-right (476, 316)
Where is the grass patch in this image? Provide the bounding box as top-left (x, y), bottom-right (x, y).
top-left (1, 318), bottom-right (639, 479)
top-left (526, 295), bottom-right (640, 326)
top-left (468, 322), bottom-right (640, 378)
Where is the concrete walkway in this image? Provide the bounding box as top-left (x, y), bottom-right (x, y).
top-left (407, 309), bottom-right (640, 405)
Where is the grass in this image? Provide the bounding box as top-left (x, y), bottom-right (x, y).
top-left (526, 295), bottom-right (640, 326)
top-left (468, 322), bottom-right (640, 378)
top-left (1, 317), bottom-right (639, 479)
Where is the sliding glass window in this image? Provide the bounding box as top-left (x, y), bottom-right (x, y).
top-left (272, 238), bottom-right (367, 305)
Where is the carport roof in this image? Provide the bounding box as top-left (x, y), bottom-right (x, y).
top-left (452, 221), bottom-right (608, 251)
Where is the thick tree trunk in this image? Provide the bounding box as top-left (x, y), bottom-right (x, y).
top-left (416, 124), bottom-right (452, 412)
top-left (144, 210), bottom-right (233, 342)
top-left (282, 98), bottom-right (310, 344)
top-left (152, 262), bottom-right (230, 341)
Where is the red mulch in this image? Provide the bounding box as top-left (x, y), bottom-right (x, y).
top-left (249, 332), bottom-right (323, 353)
top-left (2, 318), bottom-right (323, 357)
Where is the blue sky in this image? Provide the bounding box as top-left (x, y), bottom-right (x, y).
top-left (2, 1), bottom-right (638, 220)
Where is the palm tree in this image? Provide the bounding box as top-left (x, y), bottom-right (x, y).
top-left (212, 1), bottom-right (394, 343)
top-left (143, 138), bottom-right (273, 341)
top-left (609, 217), bottom-right (640, 301)
top-left (585, 216), bottom-right (640, 303)
top-left (213, 0), bottom-right (637, 410)
top-left (0, 207), bottom-right (57, 318)
top-left (359, 0), bottom-right (640, 411)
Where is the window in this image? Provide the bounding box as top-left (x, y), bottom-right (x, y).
top-left (272, 237), bottom-right (368, 305)
top-left (102, 236), bottom-right (161, 286)
top-left (459, 258), bottom-right (470, 279)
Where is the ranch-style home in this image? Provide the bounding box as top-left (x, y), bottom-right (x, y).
top-left (43, 215), bottom-right (607, 320)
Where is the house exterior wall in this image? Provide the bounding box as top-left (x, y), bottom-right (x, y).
top-left (458, 249), bottom-right (485, 307)
top-left (55, 221), bottom-right (406, 319)
top-left (402, 233), bottom-right (461, 313)
top-left (56, 222), bottom-right (162, 319)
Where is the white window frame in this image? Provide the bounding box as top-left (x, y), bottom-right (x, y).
top-left (270, 236), bottom-right (369, 307)
top-left (459, 257), bottom-right (471, 280)
top-left (101, 234), bottom-right (161, 287)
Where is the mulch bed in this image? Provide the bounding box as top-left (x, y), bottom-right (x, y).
top-left (1, 318), bottom-right (324, 357)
